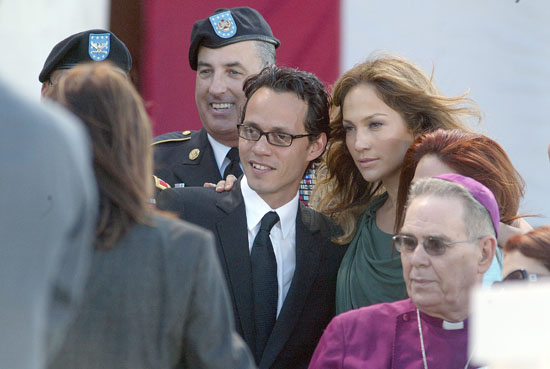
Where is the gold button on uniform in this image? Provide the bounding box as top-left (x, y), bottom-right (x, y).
top-left (189, 148), bottom-right (200, 160)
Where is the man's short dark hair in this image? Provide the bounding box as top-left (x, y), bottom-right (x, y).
top-left (241, 65), bottom-right (330, 144)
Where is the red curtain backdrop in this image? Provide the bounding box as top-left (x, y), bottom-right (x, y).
top-left (142, 0), bottom-right (340, 136)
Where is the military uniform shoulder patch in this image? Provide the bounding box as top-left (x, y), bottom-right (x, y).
top-left (153, 175), bottom-right (171, 191)
top-left (152, 131), bottom-right (193, 146)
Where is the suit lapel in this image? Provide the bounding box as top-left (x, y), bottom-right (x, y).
top-left (172, 128), bottom-right (222, 186)
top-left (214, 181), bottom-right (256, 350)
top-left (260, 204), bottom-right (321, 369)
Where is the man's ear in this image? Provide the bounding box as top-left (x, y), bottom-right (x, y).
top-left (478, 235), bottom-right (497, 274)
top-left (306, 132), bottom-right (327, 162)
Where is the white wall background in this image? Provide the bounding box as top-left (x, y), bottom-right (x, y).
top-left (343, 0), bottom-right (550, 226)
top-left (0, 0), bottom-right (109, 100)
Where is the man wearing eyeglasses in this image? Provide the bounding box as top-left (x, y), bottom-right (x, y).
top-left (309, 173), bottom-right (497, 369)
top-left (157, 65), bottom-right (346, 369)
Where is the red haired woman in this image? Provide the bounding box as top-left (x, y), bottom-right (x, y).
top-left (395, 129), bottom-right (531, 284)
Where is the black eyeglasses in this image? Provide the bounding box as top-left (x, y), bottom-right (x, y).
top-left (501, 269), bottom-right (540, 282)
top-left (237, 124), bottom-right (316, 147)
top-left (392, 234), bottom-right (482, 257)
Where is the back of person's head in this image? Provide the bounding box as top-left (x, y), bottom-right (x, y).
top-left (49, 62), bottom-right (152, 248)
top-left (504, 226), bottom-right (550, 272)
top-left (241, 65), bottom-right (330, 151)
top-left (396, 129), bottom-right (525, 231)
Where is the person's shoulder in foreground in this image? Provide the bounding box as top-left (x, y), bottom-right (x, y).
top-left (134, 213), bottom-right (256, 369)
top-left (50, 211), bottom-right (255, 369)
top-left (0, 78), bottom-right (98, 369)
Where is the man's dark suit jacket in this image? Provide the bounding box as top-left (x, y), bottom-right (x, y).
top-left (157, 180), bottom-right (347, 369)
top-left (153, 128), bottom-right (221, 187)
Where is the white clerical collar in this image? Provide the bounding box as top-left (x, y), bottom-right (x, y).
top-left (240, 175), bottom-right (298, 238)
top-left (206, 133), bottom-right (232, 175)
top-left (442, 320), bottom-right (464, 330)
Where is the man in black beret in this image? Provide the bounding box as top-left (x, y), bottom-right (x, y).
top-left (152, 7), bottom-right (279, 190)
top-left (39, 29), bottom-right (172, 194)
top-left (39, 29), bottom-right (132, 98)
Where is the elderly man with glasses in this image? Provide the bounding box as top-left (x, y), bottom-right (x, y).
top-left (309, 173), bottom-right (498, 369)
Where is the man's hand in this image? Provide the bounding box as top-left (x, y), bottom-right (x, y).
top-left (203, 174), bottom-right (238, 192)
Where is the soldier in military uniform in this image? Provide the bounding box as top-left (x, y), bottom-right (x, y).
top-left (153, 7), bottom-right (279, 189)
top-left (38, 28), bottom-right (169, 194)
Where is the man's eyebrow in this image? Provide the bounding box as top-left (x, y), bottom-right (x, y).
top-left (225, 62), bottom-right (246, 69)
top-left (398, 231), bottom-right (451, 242)
top-left (196, 61), bottom-right (246, 69)
top-left (241, 122), bottom-right (292, 134)
top-left (398, 231), bottom-right (415, 237)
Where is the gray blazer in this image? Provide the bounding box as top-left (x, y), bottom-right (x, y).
top-left (49, 214), bottom-right (256, 369)
top-left (0, 80), bottom-right (98, 369)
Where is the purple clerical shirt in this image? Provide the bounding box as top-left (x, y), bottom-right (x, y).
top-left (309, 298), bottom-right (479, 369)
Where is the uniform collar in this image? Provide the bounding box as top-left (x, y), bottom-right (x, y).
top-left (207, 133), bottom-right (232, 173)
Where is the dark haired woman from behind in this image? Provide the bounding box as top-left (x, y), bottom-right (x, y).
top-left (501, 226), bottom-right (550, 282)
top-left (395, 129), bottom-right (531, 284)
top-left (45, 62), bottom-right (254, 369)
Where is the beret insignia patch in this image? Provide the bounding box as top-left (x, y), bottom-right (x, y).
top-left (209, 10), bottom-right (237, 39)
top-left (89, 33), bottom-right (110, 61)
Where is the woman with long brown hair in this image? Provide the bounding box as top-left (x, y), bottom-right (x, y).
top-left (45, 62), bottom-right (254, 369)
top-left (312, 54), bottom-right (480, 313)
top-left (395, 129), bottom-right (530, 283)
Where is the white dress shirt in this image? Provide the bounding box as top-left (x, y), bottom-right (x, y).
top-left (207, 134), bottom-right (243, 178)
top-left (240, 175), bottom-right (298, 317)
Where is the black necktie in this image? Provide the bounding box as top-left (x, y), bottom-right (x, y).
top-left (251, 211), bottom-right (279, 363)
top-left (223, 147), bottom-right (242, 179)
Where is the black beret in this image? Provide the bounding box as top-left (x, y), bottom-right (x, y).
top-left (189, 7), bottom-right (280, 71)
top-left (39, 29), bottom-right (132, 83)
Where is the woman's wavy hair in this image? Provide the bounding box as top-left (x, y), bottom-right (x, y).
top-left (313, 54), bottom-right (479, 244)
top-left (395, 129), bottom-right (525, 233)
top-left (504, 226), bottom-right (550, 272)
top-left (50, 62), bottom-right (153, 248)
